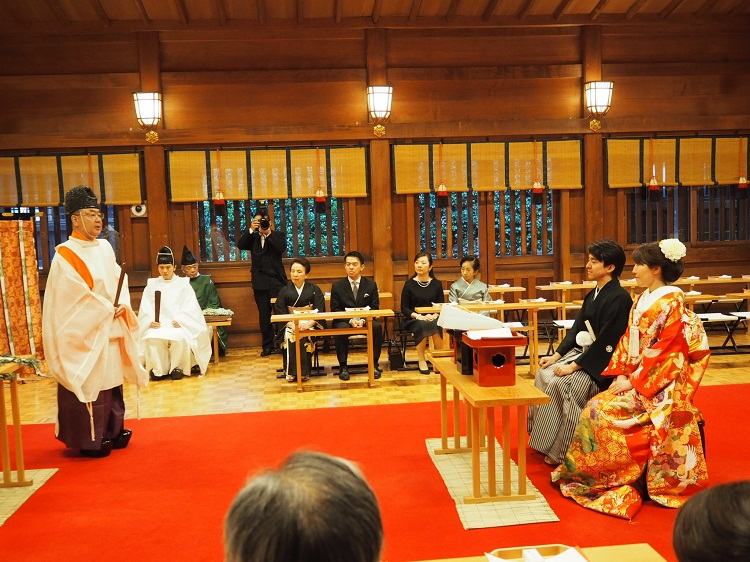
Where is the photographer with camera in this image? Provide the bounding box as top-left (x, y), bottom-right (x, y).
top-left (237, 203), bottom-right (287, 356)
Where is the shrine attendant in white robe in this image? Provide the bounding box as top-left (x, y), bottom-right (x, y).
top-left (42, 186), bottom-right (147, 458)
top-left (138, 246), bottom-right (211, 380)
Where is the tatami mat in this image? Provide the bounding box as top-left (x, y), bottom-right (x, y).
top-left (426, 437), bottom-right (559, 529)
top-left (0, 469), bottom-right (57, 526)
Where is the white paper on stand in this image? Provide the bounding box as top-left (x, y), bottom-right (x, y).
top-left (465, 327), bottom-right (514, 340)
top-left (437, 304), bottom-right (505, 331)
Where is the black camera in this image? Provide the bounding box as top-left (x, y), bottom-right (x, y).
top-left (257, 204), bottom-right (270, 230)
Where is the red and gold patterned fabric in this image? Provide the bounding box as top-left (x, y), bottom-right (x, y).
top-left (0, 220), bottom-right (44, 375)
top-left (552, 288), bottom-right (710, 519)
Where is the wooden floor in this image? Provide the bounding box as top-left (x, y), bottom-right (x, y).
top-left (7, 333), bottom-right (750, 425)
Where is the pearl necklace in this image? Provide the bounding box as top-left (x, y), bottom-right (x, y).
top-left (415, 277), bottom-right (431, 288)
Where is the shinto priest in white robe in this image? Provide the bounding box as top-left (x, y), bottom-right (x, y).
top-left (138, 275), bottom-right (211, 376)
top-left (42, 233), bottom-right (147, 448)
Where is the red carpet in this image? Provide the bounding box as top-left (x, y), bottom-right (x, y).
top-left (1, 384), bottom-right (748, 562)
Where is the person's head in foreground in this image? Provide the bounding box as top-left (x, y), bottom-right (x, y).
top-left (224, 451), bottom-right (383, 562)
top-left (673, 480), bottom-right (750, 562)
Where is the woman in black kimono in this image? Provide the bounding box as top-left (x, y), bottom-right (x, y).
top-left (274, 257), bottom-right (326, 382)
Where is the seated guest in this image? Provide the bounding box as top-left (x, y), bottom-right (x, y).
top-left (448, 256), bottom-right (490, 304)
top-left (274, 257), bottom-right (326, 382)
top-left (224, 451), bottom-right (383, 562)
top-left (673, 481), bottom-right (750, 562)
top-left (553, 239), bottom-right (710, 519)
top-left (528, 240), bottom-right (632, 465)
top-left (401, 252), bottom-right (444, 374)
top-left (330, 251), bottom-right (383, 381)
top-left (181, 245), bottom-right (228, 356)
top-left (138, 247), bottom-right (212, 380)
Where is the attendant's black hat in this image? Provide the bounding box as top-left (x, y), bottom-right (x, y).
top-left (64, 186), bottom-right (99, 215)
top-left (180, 245), bottom-right (197, 266)
top-left (156, 246), bottom-right (175, 266)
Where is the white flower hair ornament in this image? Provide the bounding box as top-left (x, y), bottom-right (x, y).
top-left (659, 238), bottom-right (686, 262)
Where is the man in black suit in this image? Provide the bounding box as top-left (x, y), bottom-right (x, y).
top-left (330, 251), bottom-right (383, 381)
top-left (237, 205), bottom-right (287, 356)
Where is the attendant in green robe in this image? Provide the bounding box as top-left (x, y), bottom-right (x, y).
top-left (181, 246), bottom-right (228, 354)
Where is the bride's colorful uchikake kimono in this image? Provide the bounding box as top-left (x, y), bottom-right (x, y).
top-left (551, 286), bottom-right (711, 519)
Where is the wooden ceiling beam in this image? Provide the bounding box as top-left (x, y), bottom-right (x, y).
top-left (483, 0), bottom-right (500, 21)
top-left (729, 0), bottom-right (749, 15)
top-left (256, 0), bottom-right (266, 24)
top-left (553, 0), bottom-right (574, 21)
top-left (409, 0), bottom-right (423, 22)
top-left (88, 0), bottom-right (111, 25)
top-left (372, 0), bottom-right (383, 24)
top-left (625, 0), bottom-right (648, 20)
top-left (695, 0), bottom-right (715, 15)
top-left (133, 0), bottom-right (149, 23)
top-left (214, 0), bottom-right (227, 25)
top-left (660, 0), bottom-right (686, 19)
top-left (334, 0), bottom-right (343, 23)
top-left (174, 0), bottom-right (189, 25)
top-left (44, 0), bottom-right (69, 24)
top-left (446, 0), bottom-right (461, 20)
top-left (517, 0), bottom-right (536, 19)
top-left (590, 0), bottom-right (610, 21)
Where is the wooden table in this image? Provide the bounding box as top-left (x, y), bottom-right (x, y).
top-left (270, 309), bottom-right (395, 392)
top-left (417, 301), bottom-right (562, 375)
top-left (413, 542), bottom-right (667, 562)
top-left (1, 362), bottom-right (33, 488)
top-left (443, 286), bottom-right (526, 300)
top-left (431, 357), bottom-right (549, 504)
top-left (204, 316), bottom-right (232, 364)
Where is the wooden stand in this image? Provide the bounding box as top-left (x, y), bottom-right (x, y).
top-left (0, 363), bottom-right (33, 488)
top-left (431, 356), bottom-right (549, 503)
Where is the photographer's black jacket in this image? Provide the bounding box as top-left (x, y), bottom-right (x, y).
top-left (237, 229), bottom-right (287, 291)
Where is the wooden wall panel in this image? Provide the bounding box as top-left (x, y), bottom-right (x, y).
top-left (160, 33), bottom-right (365, 72)
top-left (162, 77), bottom-right (366, 129)
top-left (387, 29), bottom-right (580, 67)
top-left (602, 31), bottom-right (750, 64)
top-left (0, 34), bottom-right (138, 74)
top-left (391, 76), bottom-right (582, 123)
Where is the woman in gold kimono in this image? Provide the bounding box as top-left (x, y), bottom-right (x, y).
top-left (552, 239), bottom-right (710, 519)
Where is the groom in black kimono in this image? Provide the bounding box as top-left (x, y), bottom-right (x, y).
top-left (528, 240), bottom-right (633, 465)
top-left (329, 251), bottom-right (383, 381)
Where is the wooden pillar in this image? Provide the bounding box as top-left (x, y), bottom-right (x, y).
top-left (366, 29), bottom-right (394, 293)
top-left (369, 140), bottom-right (393, 293)
top-left (137, 31), bottom-right (168, 274)
top-left (582, 26), bottom-right (605, 251)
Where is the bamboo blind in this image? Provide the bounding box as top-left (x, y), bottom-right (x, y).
top-left (470, 142), bottom-right (506, 192)
top-left (290, 149), bottom-right (326, 198)
top-left (102, 153), bottom-right (142, 205)
top-left (432, 143), bottom-right (468, 192)
top-left (546, 140), bottom-right (582, 189)
top-left (169, 151), bottom-right (208, 202)
top-left (643, 139), bottom-right (676, 186)
top-left (329, 147), bottom-right (367, 197)
top-left (250, 149), bottom-right (289, 200)
top-left (715, 137), bottom-right (748, 185)
top-left (508, 142), bottom-right (543, 190)
top-left (0, 158), bottom-right (18, 206)
top-left (679, 138), bottom-right (713, 186)
top-left (209, 150), bottom-right (248, 200)
top-left (394, 144), bottom-right (430, 194)
top-left (18, 156), bottom-right (60, 206)
top-left (60, 155), bottom-right (100, 193)
top-left (606, 139), bottom-right (641, 188)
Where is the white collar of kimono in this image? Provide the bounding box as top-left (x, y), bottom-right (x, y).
top-left (295, 283), bottom-right (305, 295)
top-left (636, 285), bottom-right (681, 314)
top-left (68, 236), bottom-right (99, 248)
